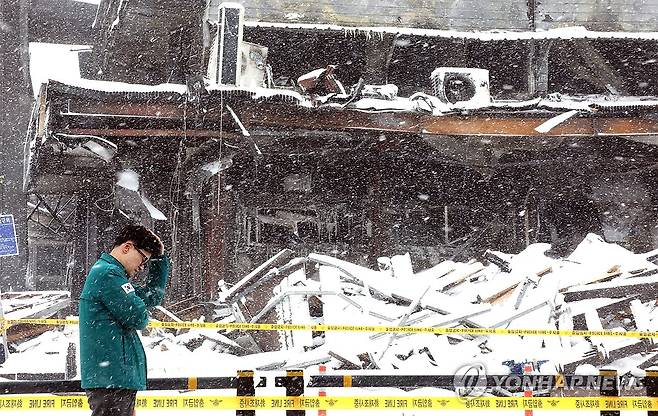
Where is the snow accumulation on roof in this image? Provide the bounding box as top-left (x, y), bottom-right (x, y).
top-left (41, 76), bottom-right (658, 120)
top-left (245, 22), bottom-right (658, 41)
top-left (42, 78), bottom-right (310, 104)
top-left (492, 95), bottom-right (658, 111)
top-left (50, 77), bottom-right (189, 94)
top-left (344, 93), bottom-right (658, 115)
top-left (205, 84), bottom-right (309, 105)
top-left (39, 67), bottom-right (658, 120)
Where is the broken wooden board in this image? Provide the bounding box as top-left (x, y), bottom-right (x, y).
top-left (327, 350), bottom-right (361, 369)
top-left (2, 291), bottom-right (71, 344)
top-left (476, 275), bottom-right (525, 304)
top-left (220, 249), bottom-right (294, 304)
top-left (563, 275), bottom-right (658, 302)
top-left (435, 262), bottom-right (486, 292)
top-left (413, 260), bottom-right (456, 280)
top-left (2, 291), bottom-right (70, 320)
top-left (580, 264), bottom-right (622, 285)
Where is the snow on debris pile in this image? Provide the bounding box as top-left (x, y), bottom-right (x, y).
top-left (135, 233), bottom-right (658, 378)
top-left (0, 323), bottom-right (76, 380)
top-left (6, 234), bottom-right (658, 381)
top-left (1, 291), bottom-right (70, 321)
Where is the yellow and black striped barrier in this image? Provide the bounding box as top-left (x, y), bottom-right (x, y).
top-left (1, 395), bottom-right (658, 411)
top-left (0, 375), bottom-right (266, 395)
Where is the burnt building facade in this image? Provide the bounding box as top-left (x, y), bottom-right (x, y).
top-left (14, 0), bottom-right (658, 309)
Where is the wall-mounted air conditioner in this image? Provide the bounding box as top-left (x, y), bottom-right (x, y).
top-left (431, 67), bottom-right (490, 109)
top-left (207, 3), bottom-right (268, 88)
top-left (207, 3), bottom-right (244, 86)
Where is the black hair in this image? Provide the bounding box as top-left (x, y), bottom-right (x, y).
top-left (112, 224), bottom-right (163, 256)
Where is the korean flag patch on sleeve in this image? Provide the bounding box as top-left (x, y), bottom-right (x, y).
top-left (121, 282), bottom-right (135, 294)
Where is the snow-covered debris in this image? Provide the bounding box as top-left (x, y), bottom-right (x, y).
top-left (361, 84), bottom-right (398, 100)
top-left (1, 291), bottom-right (70, 321)
top-left (301, 236), bottom-right (656, 372)
top-left (5, 234), bottom-right (658, 383)
top-left (191, 234), bottom-right (657, 376)
top-left (244, 22), bottom-right (658, 42)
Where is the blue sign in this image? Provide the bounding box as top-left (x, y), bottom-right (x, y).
top-left (0, 214), bottom-right (18, 257)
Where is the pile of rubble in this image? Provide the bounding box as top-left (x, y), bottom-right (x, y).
top-left (149, 233), bottom-right (658, 376)
top-left (1, 291), bottom-right (69, 343)
top-left (4, 234), bottom-right (658, 381)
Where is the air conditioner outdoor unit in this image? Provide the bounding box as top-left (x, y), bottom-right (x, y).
top-left (431, 67), bottom-right (490, 109)
top-left (239, 41), bottom-right (268, 88)
top-left (207, 3), bottom-right (268, 88)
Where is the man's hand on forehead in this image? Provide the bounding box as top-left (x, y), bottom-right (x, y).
top-left (149, 230), bottom-right (165, 255)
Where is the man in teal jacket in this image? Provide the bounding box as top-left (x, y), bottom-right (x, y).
top-left (79, 224), bottom-right (169, 415)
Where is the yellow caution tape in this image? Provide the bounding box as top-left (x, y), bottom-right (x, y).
top-left (1, 318), bottom-right (657, 339)
top-left (2, 319), bottom-right (79, 328)
top-left (2, 395), bottom-right (658, 411)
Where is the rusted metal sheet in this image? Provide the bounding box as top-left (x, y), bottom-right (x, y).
top-left (235, 104), bottom-right (658, 137)
top-left (57, 106), bottom-right (658, 138)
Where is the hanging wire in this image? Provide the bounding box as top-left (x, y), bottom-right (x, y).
top-left (168, 91), bottom-right (188, 298)
top-left (217, 89), bottom-right (224, 215)
top-left (93, 189), bottom-right (116, 213)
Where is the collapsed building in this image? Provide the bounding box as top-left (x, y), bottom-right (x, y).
top-left (20, 0), bottom-right (658, 314)
top-left (4, 236), bottom-right (658, 380)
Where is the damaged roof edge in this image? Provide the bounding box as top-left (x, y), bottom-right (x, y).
top-left (35, 80), bottom-right (658, 139)
top-left (244, 22), bottom-right (658, 41)
top-left (42, 79), bottom-right (658, 116)
top-left (44, 80), bottom-right (307, 106)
